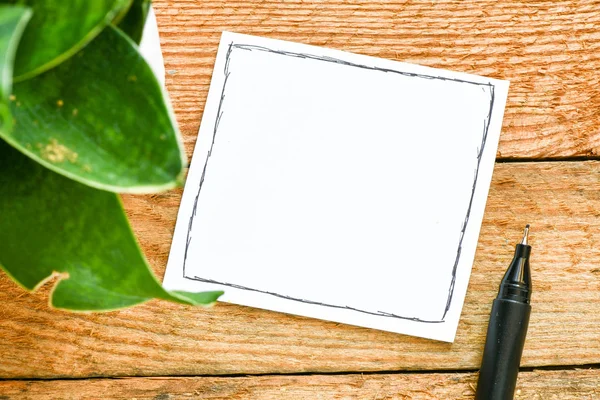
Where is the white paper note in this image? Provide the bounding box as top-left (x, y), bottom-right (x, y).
top-left (163, 32), bottom-right (509, 342)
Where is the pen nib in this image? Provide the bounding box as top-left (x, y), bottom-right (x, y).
top-left (520, 224), bottom-right (530, 245)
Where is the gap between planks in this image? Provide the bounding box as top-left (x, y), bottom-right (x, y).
top-left (1, 362), bottom-right (600, 382)
top-left (1, 369), bottom-right (600, 399)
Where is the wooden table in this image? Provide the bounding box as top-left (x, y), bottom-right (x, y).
top-left (2, 1), bottom-right (600, 398)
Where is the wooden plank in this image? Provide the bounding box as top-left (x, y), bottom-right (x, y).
top-left (2, 161), bottom-right (600, 378)
top-left (1, 369), bottom-right (599, 399)
top-left (154, 0), bottom-right (600, 160)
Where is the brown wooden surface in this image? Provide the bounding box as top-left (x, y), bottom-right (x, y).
top-left (1, 369), bottom-right (600, 399)
top-left (2, 162), bottom-right (600, 380)
top-left (3, 0), bottom-right (600, 398)
top-left (157, 0), bottom-right (600, 161)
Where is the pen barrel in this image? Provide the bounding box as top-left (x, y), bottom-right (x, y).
top-left (475, 298), bottom-right (531, 400)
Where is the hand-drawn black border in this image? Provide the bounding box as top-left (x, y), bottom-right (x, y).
top-left (182, 42), bottom-right (496, 324)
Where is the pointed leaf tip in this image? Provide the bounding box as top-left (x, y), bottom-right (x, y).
top-left (4, 25), bottom-right (185, 193)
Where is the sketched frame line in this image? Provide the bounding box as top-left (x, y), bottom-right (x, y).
top-left (182, 42), bottom-right (496, 324)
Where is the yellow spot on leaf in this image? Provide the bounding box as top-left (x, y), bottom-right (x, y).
top-left (128, 75), bottom-right (137, 82)
top-left (72, 108), bottom-right (78, 116)
top-left (9, 94), bottom-right (15, 101)
top-left (82, 164), bottom-right (92, 172)
top-left (57, 100), bottom-right (64, 107)
top-left (40, 138), bottom-right (78, 164)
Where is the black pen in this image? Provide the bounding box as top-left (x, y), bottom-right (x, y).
top-left (475, 225), bottom-right (532, 400)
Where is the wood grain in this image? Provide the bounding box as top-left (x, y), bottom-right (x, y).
top-left (1, 369), bottom-right (599, 399)
top-left (154, 0), bottom-right (600, 160)
top-left (2, 161), bottom-right (600, 378)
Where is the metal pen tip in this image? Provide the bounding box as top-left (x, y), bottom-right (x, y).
top-left (521, 224), bottom-right (530, 245)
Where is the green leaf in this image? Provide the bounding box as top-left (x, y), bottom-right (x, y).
top-left (11, 0), bottom-right (131, 81)
top-left (118, 0), bottom-right (151, 44)
top-left (0, 5), bottom-right (30, 98)
top-left (4, 25), bottom-right (186, 194)
top-left (0, 5), bottom-right (30, 132)
top-left (0, 139), bottom-right (223, 311)
top-left (111, 0), bottom-right (135, 26)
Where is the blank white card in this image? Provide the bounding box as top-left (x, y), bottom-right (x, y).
top-left (163, 32), bottom-right (509, 342)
